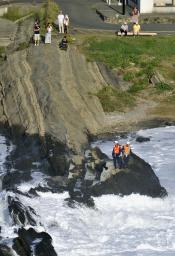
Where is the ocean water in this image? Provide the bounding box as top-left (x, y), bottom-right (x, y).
top-left (0, 126), bottom-right (175, 256)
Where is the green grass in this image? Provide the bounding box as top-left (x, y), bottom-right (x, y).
top-left (3, 6), bottom-right (35, 21)
top-left (45, 0), bottom-right (59, 25)
top-left (35, 0), bottom-right (59, 35)
top-left (83, 36), bottom-right (175, 100)
top-left (155, 82), bottom-right (172, 92)
top-left (96, 86), bottom-right (135, 112)
top-left (85, 36), bottom-right (175, 69)
top-left (0, 47), bottom-right (5, 55)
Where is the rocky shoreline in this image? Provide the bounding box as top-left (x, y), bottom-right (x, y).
top-left (0, 17), bottom-right (172, 255)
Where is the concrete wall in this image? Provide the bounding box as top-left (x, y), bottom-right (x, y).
top-left (154, 6), bottom-right (175, 11)
top-left (0, 6), bottom-right (8, 17)
top-left (140, 0), bottom-right (154, 13)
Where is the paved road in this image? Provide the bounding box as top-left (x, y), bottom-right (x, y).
top-left (2, 0), bottom-right (175, 33)
top-left (57, 0), bottom-right (175, 34)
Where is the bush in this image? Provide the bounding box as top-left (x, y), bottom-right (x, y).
top-left (123, 72), bottom-right (135, 82)
top-left (96, 86), bottom-right (135, 112)
top-left (155, 82), bottom-right (172, 92)
top-left (128, 82), bottom-right (146, 94)
top-left (45, 0), bottom-right (59, 25)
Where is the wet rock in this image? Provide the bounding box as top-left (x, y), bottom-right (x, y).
top-left (13, 228), bottom-right (57, 256)
top-left (67, 178), bottom-right (95, 208)
top-left (90, 152), bottom-right (167, 198)
top-left (68, 146), bottom-right (167, 205)
top-left (28, 188), bottom-right (40, 197)
top-left (46, 176), bottom-right (69, 192)
top-left (2, 170), bottom-right (32, 190)
top-left (8, 196), bottom-right (37, 226)
top-left (0, 244), bottom-right (13, 256)
top-left (136, 136), bottom-right (151, 143)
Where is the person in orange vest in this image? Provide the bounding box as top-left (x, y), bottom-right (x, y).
top-left (112, 141), bottom-right (122, 169)
top-left (122, 142), bottom-right (131, 168)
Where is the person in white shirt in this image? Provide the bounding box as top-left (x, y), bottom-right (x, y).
top-left (57, 11), bottom-right (64, 33)
top-left (106, 0), bottom-right (111, 5)
top-left (120, 22), bottom-right (128, 36)
top-left (45, 23), bottom-right (53, 44)
top-left (64, 14), bottom-right (69, 34)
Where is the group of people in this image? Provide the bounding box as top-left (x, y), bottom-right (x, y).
top-left (57, 11), bottom-right (70, 34)
top-left (33, 20), bottom-right (54, 45)
top-left (112, 141), bottom-right (131, 169)
top-left (33, 10), bottom-right (70, 47)
top-left (120, 6), bottom-right (141, 36)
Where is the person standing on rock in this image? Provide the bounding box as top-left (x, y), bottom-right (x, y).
top-left (112, 141), bottom-right (122, 169)
top-left (122, 142), bottom-right (131, 168)
top-left (45, 23), bottom-right (53, 44)
top-left (57, 11), bottom-right (65, 34)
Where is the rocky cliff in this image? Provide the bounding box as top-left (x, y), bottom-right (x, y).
top-left (0, 20), bottom-right (168, 256)
top-left (0, 42), bottom-right (107, 151)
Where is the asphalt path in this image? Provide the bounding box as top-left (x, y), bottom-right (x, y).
top-left (57, 0), bottom-right (175, 34)
top-left (2, 0), bottom-right (175, 33)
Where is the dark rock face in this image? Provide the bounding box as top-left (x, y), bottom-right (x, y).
top-left (90, 152), bottom-right (167, 198)
top-left (0, 244), bottom-right (13, 256)
top-left (3, 171), bottom-right (32, 190)
top-left (8, 196), bottom-right (37, 226)
top-left (67, 178), bottom-right (95, 208)
top-left (67, 147), bottom-right (167, 206)
top-left (13, 228), bottom-right (57, 256)
top-left (136, 136), bottom-right (151, 143)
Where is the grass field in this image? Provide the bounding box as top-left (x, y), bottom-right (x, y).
top-left (82, 35), bottom-right (175, 113)
top-left (2, 5), bottom-right (36, 21)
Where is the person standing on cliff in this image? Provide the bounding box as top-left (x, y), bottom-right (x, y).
top-left (45, 23), bottom-right (53, 44)
top-left (112, 141), bottom-right (122, 169)
top-left (64, 14), bottom-right (69, 34)
top-left (57, 11), bottom-right (65, 34)
top-left (33, 21), bottom-right (40, 46)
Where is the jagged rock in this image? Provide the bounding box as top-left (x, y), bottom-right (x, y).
top-left (90, 152), bottom-right (167, 198)
top-left (149, 71), bottom-right (165, 85)
top-left (136, 136), bottom-right (151, 143)
top-left (67, 178), bottom-right (95, 207)
top-left (28, 188), bottom-right (39, 197)
top-left (68, 147), bottom-right (167, 206)
top-left (46, 176), bottom-right (69, 192)
top-left (0, 244), bottom-right (13, 256)
top-left (13, 228), bottom-right (57, 256)
top-left (71, 155), bottom-right (84, 166)
top-left (8, 196), bottom-right (37, 226)
top-left (2, 171), bottom-right (32, 190)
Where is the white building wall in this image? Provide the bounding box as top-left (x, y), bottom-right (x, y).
top-left (0, 7), bottom-right (8, 17)
top-left (140, 0), bottom-right (154, 13)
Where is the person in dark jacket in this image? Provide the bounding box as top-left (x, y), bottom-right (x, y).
top-left (59, 35), bottom-right (68, 50)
